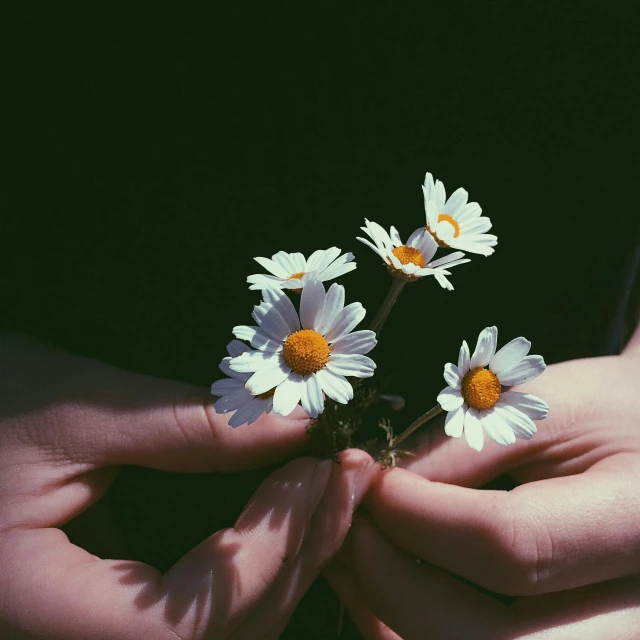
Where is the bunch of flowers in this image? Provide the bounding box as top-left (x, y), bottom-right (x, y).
top-left (211, 172), bottom-right (548, 463)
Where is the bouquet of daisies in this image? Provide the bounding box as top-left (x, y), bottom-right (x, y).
top-left (211, 172), bottom-right (548, 464)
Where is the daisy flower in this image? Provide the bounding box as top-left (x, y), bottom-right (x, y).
top-left (246, 247), bottom-right (356, 291)
top-left (229, 280), bottom-right (377, 418)
top-left (437, 326), bottom-right (548, 451)
top-left (356, 218), bottom-right (470, 290)
top-left (422, 172), bottom-right (498, 256)
top-left (210, 339), bottom-right (275, 427)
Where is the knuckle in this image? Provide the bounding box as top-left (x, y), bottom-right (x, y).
top-left (483, 501), bottom-right (554, 595)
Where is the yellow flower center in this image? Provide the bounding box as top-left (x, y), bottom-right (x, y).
top-left (427, 214), bottom-right (461, 248)
top-left (391, 245), bottom-right (426, 268)
top-left (282, 329), bottom-right (331, 375)
top-left (257, 388), bottom-right (276, 400)
top-left (461, 367), bottom-right (501, 410)
top-left (287, 271), bottom-right (305, 280)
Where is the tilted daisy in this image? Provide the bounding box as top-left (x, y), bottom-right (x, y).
top-left (356, 218), bottom-right (470, 290)
top-left (246, 247), bottom-right (356, 291)
top-left (422, 172), bottom-right (498, 256)
top-left (210, 340), bottom-right (275, 427)
top-left (437, 326), bottom-right (548, 451)
top-left (229, 280), bottom-right (377, 418)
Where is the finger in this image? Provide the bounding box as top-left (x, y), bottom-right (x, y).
top-left (324, 559), bottom-right (403, 640)
top-left (346, 513), bottom-right (514, 640)
top-left (0, 456), bottom-right (332, 640)
top-left (228, 449), bottom-right (379, 640)
top-left (364, 460), bottom-right (640, 596)
top-left (401, 357), bottom-right (632, 486)
top-left (2, 334), bottom-right (310, 472)
top-left (512, 575), bottom-right (640, 639)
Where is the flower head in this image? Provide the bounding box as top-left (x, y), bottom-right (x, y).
top-left (356, 218), bottom-right (470, 290)
top-left (210, 340), bottom-right (275, 427)
top-left (423, 172), bottom-right (497, 256)
top-left (437, 326), bottom-right (548, 451)
top-left (247, 247), bottom-right (356, 291)
top-left (230, 280), bottom-right (377, 418)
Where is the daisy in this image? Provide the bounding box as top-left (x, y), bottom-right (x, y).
top-left (210, 339), bottom-right (275, 427)
top-left (437, 326), bottom-right (548, 451)
top-left (356, 218), bottom-right (470, 290)
top-left (229, 280), bottom-right (377, 418)
top-left (246, 247), bottom-right (356, 291)
top-left (422, 172), bottom-right (498, 256)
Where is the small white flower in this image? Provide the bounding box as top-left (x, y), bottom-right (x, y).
top-left (210, 340), bottom-right (275, 427)
top-left (356, 218), bottom-right (470, 290)
top-left (422, 172), bottom-right (497, 256)
top-left (230, 280), bottom-right (377, 418)
top-left (437, 326), bottom-right (548, 451)
top-left (247, 247), bottom-right (356, 291)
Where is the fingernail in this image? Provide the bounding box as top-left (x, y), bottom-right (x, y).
top-left (306, 459), bottom-right (333, 520)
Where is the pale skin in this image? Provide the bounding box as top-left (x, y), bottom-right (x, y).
top-left (0, 333), bottom-right (377, 640)
top-left (325, 321), bottom-right (640, 639)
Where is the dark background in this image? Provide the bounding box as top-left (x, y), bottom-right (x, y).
top-left (3, 3), bottom-right (639, 638)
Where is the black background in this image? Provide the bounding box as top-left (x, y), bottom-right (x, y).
top-left (3, 3), bottom-right (639, 638)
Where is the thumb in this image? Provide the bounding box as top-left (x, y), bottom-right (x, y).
top-left (2, 333), bottom-right (310, 472)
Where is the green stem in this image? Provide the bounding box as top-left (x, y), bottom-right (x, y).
top-left (369, 278), bottom-right (407, 335)
top-left (389, 404), bottom-right (443, 450)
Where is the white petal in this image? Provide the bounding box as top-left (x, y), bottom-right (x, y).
top-left (233, 325), bottom-right (283, 352)
top-left (458, 340), bottom-right (471, 376)
top-left (271, 251), bottom-right (298, 275)
top-left (499, 391), bottom-right (549, 421)
top-left (498, 355), bottom-right (546, 386)
top-left (406, 226), bottom-right (425, 248)
top-left (463, 408), bottom-right (485, 451)
top-left (479, 408), bottom-right (516, 446)
top-left (300, 278), bottom-right (326, 330)
top-left (227, 400), bottom-right (263, 428)
top-left (444, 405), bottom-right (465, 437)
top-left (326, 354), bottom-right (376, 378)
top-left (434, 180), bottom-right (446, 210)
top-left (315, 283), bottom-right (345, 336)
top-left (444, 187), bottom-right (468, 216)
top-left (424, 196), bottom-right (440, 229)
top-left (272, 373), bottom-right (305, 416)
top-left (437, 386), bottom-right (464, 411)
top-left (489, 337), bottom-right (531, 377)
top-left (325, 302), bottom-right (366, 342)
top-left (356, 236), bottom-right (387, 259)
top-left (215, 388), bottom-right (252, 413)
top-left (423, 172), bottom-right (436, 199)
top-left (229, 350), bottom-right (277, 373)
top-left (219, 357), bottom-right (250, 381)
top-left (494, 404), bottom-right (538, 440)
top-left (428, 251), bottom-right (467, 269)
top-left (449, 238), bottom-right (496, 256)
top-left (457, 202), bottom-right (483, 224)
top-left (252, 303), bottom-right (291, 342)
top-left (460, 217), bottom-right (492, 235)
top-left (253, 256), bottom-right (289, 278)
top-left (434, 271), bottom-right (454, 290)
top-left (363, 219), bottom-right (392, 248)
top-left (389, 226), bottom-right (403, 247)
top-left (443, 362), bottom-right (461, 389)
top-left (245, 360), bottom-right (290, 395)
top-left (262, 287), bottom-right (301, 334)
top-left (330, 330), bottom-right (377, 355)
top-left (247, 274), bottom-right (286, 288)
top-left (470, 326), bottom-right (498, 369)
top-left (315, 368), bottom-right (354, 404)
top-left (226, 339), bottom-right (251, 357)
top-left (210, 378), bottom-right (245, 396)
top-left (412, 227), bottom-right (438, 263)
top-left (320, 257), bottom-right (357, 281)
top-left (307, 247), bottom-right (341, 273)
top-left (300, 374), bottom-right (324, 418)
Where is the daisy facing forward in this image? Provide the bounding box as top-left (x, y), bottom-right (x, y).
top-left (422, 171), bottom-right (498, 256)
top-left (247, 247), bottom-right (356, 291)
top-left (230, 280), bottom-right (377, 418)
top-left (210, 340), bottom-right (275, 427)
top-left (437, 326), bottom-right (548, 451)
top-left (356, 218), bottom-right (470, 290)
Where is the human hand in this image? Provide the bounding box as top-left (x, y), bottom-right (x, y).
top-left (325, 325), bottom-right (640, 639)
top-left (0, 334), bottom-right (377, 640)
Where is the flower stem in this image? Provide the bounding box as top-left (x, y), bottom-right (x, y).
top-left (369, 278), bottom-right (407, 335)
top-left (389, 404), bottom-right (443, 450)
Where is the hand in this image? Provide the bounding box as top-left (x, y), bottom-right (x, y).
top-left (325, 325), bottom-right (640, 639)
top-left (0, 334), bottom-right (377, 640)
